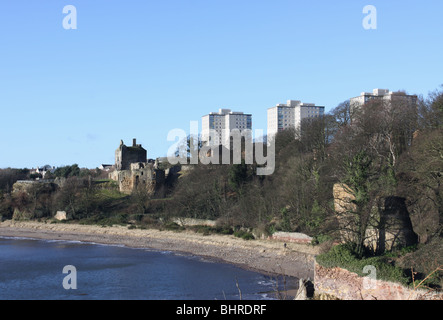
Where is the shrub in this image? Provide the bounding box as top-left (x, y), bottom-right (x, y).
top-left (316, 244), bottom-right (410, 286)
top-left (383, 244), bottom-right (418, 258)
top-left (78, 213), bottom-right (128, 226)
top-left (217, 226), bottom-right (235, 235)
top-left (191, 225), bottom-right (234, 236)
top-left (163, 221), bottom-right (185, 231)
top-left (233, 230), bottom-right (255, 240)
top-left (311, 234), bottom-right (333, 245)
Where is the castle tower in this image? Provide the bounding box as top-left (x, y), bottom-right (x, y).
top-left (115, 138), bottom-right (147, 170)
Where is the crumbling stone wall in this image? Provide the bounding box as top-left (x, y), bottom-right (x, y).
top-left (314, 262), bottom-right (442, 300)
top-left (114, 162), bottom-right (165, 195)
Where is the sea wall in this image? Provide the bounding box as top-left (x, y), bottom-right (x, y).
top-left (314, 262), bottom-right (443, 300)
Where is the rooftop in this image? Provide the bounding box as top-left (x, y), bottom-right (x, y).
top-left (351, 89), bottom-right (417, 99)
top-left (206, 108), bottom-right (251, 116)
top-left (269, 100), bottom-right (322, 109)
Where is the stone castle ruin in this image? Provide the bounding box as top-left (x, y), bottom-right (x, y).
top-left (333, 183), bottom-right (418, 253)
top-left (115, 139), bottom-right (147, 171)
top-left (109, 139), bottom-right (165, 194)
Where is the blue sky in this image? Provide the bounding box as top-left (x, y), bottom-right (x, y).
top-left (0, 0), bottom-right (442, 169)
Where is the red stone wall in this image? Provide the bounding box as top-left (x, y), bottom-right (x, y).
top-left (314, 262), bottom-right (442, 300)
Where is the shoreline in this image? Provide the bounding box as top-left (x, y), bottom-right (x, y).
top-left (0, 220), bottom-right (320, 280)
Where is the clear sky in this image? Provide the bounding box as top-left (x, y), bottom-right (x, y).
top-left (0, 0), bottom-right (442, 169)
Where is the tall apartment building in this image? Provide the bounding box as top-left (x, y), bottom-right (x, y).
top-left (350, 88), bottom-right (418, 113)
top-left (201, 108), bottom-right (252, 146)
top-left (267, 100), bottom-right (325, 137)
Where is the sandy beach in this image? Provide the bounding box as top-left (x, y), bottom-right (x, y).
top-left (0, 220), bottom-right (320, 280)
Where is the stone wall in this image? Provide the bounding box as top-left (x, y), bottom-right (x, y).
top-left (314, 262), bottom-right (443, 300)
top-left (114, 162), bottom-right (165, 194)
top-left (172, 218), bottom-right (217, 227)
top-left (268, 232), bottom-right (313, 244)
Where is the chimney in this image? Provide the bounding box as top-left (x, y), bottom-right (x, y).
top-left (133, 138), bottom-right (136, 147)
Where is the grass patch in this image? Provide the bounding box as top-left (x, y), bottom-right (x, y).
top-left (95, 188), bottom-right (127, 201)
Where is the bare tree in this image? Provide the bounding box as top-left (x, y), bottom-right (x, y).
top-left (132, 182), bottom-right (153, 214)
top-left (53, 176), bottom-right (96, 219)
top-left (330, 100), bottom-right (355, 127)
top-left (417, 85), bottom-right (443, 129)
top-left (397, 128), bottom-right (443, 241)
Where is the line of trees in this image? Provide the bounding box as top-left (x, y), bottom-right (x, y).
top-left (165, 85), bottom-right (443, 254)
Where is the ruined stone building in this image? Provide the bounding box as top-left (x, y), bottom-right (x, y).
top-left (110, 139), bottom-right (165, 194)
top-left (115, 139), bottom-right (147, 170)
top-left (333, 183), bottom-right (418, 253)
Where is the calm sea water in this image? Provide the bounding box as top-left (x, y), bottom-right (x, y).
top-left (0, 237), bottom-right (296, 300)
